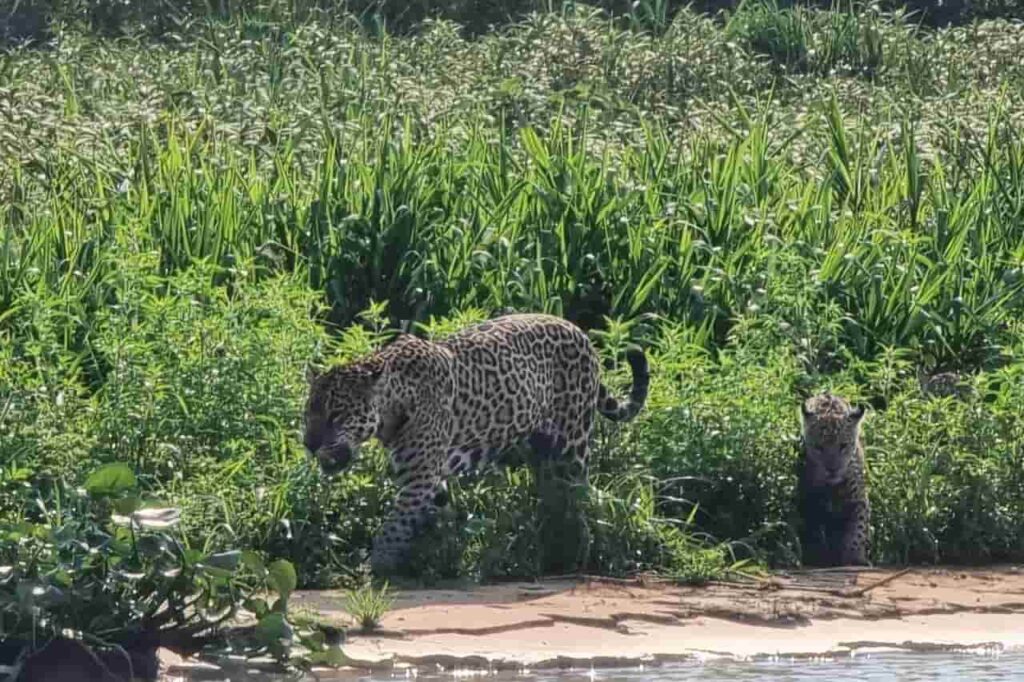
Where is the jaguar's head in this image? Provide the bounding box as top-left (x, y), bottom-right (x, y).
top-left (800, 392), bottom-right (866, 487)
top-left (303, 363), bottom-right (382, 476)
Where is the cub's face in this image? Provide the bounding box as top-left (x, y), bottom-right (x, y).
top-left (801, 394), bottom-right (865, 487)
top-left (303, 366), bottom-right (380, 476)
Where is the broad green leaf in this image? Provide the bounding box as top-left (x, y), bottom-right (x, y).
top-left (112, 495), bottom-right (141, 515)
top-left (308, 645), bottom-right (350, 667)
top-left (255, 612), bottom-right (293, 646)
top-left (244, 597), bottom-right (270, 618)
top-left (0, 522), bottom-right (35, 541)
top-left (241, 550), bottom-right (266, 577)
top-left (84, 463), bottom-right (137, 496)
top-left (205, 550), bottom-right (241, 572)
top-left (267, 559), bottom-right (297, 600)
top-left (50, 569), bottom-right (73, 588)
top-left (298, 629), bottom-right (326, 652)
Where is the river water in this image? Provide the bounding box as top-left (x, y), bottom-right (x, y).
top-left (173, 650), bottom-right (1024, 681)
top-left (359, 652), bottom-right (1024, 681)
top-left (518, 651), bottom-right (1024, 681)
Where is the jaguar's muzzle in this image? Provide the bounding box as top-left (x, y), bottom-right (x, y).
top-left (313, 442), bottom-right (354, 476)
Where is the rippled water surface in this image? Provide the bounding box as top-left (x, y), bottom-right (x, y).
top-left (168, 650), bottom-right (1024, 681)
top-left (347, 652), bottom-right (1024, 682)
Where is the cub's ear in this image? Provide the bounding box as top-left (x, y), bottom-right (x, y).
top-left (368, 364), bottom-right (384, 382)
top-left (848, 404), bottom-right (867, 423)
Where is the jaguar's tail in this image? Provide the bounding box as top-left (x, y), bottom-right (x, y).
top-left (596, 345), bottom-right (649, 423)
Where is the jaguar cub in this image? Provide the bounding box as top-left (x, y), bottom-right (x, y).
top-left (302, 313), bottom-right (649, 574)
top-left (797, 392), bottom-right (870, 567)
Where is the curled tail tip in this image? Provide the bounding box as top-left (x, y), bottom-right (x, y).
top-left (598, 345), bottom-right (650, 423)
top-left (622, 342), bottom-right (647, 364)
top-left (625, 346), bottom-right (650, 390)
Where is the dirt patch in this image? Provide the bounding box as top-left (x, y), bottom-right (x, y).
top-left (163, 566), bottom-right (1024, 678)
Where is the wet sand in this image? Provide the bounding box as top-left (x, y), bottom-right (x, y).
top-left (163, 566), bottom-right (1024, 678)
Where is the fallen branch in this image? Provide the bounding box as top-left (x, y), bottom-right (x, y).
top-left (838, 567), bottom-right (914, 598)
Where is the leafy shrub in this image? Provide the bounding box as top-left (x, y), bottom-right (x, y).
top-left (0, 462), bottom-right (292, 671)
top-left (868, 371), bottom-right (1024, 563)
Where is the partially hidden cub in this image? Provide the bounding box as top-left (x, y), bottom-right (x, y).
top-left (797, 392), bottom-right (870, 567)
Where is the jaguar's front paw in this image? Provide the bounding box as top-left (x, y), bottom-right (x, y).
top-left (840, 551), bottom-right (871, 567)
top-left (369, 546), bottom-right (404, 576)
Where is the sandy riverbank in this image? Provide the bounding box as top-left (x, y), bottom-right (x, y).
top-left (162, 566), bottom-right (1024, 678)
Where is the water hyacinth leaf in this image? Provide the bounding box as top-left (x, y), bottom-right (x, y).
top-left (50, 569), bottom-right (73, 588)
top-left (84, 463), bottom-right (137, 496)
top-left (199, 550), bottom-right (243, 577)
top-left (308, 645), bottom-right (350, 667)
top-left (110, 527), bottom-right (134, 556)
top-left (0, 522), bottom-right (34, 541)
top-left (268, 559), bottom-right (297, 600)
top-left (206, 550), bottom-right (242, 571)
top-left (255, 612), bottom-right (294, 646)
top-left (241, 550), bottom-right (267, 577)
top-left (182, 548), bottom-right (205, 566)
top-left (299, 630), bottom-right (327, 653)
top-left (113, 494), bottom-right (141, 515)
top-left (244, 597), bottom-right (270, 618)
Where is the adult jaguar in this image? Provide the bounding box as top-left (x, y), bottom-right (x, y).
top-left (302, 313), bottom-right (650, 574)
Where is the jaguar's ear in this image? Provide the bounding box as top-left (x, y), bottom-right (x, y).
top-left (848, 404), bottom-right (866, 424)
top-left (799, 399), bottom-right (813, 421)
top-left (358, 363), bottom-right (385, 391)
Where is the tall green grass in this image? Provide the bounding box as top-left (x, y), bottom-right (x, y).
top-left (3, 10), bottom-right (1024, 364)
top-left (4, 104), bottom-right (1023, 365)
top-left (2, 0), bottom-right (1016, 44)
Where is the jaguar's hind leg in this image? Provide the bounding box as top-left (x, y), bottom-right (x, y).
top-left (528, 411), bottom-right (593, 483)
top-left (528, 416), bottom-right (594, 573)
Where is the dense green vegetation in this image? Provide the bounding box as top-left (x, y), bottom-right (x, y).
top-left (3, 0), bottom-right (1022, 41)
top-left (3, 0), bottom-right (1024, 666)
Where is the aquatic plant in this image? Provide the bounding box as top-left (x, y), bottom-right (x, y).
top-left (344, 580), bottom-right (395, 631)
top-left (0, 462), bottom-right (304, 675)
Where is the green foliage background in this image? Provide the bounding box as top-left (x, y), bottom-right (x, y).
top-left (3, 0), bottom-right (1024, 594)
